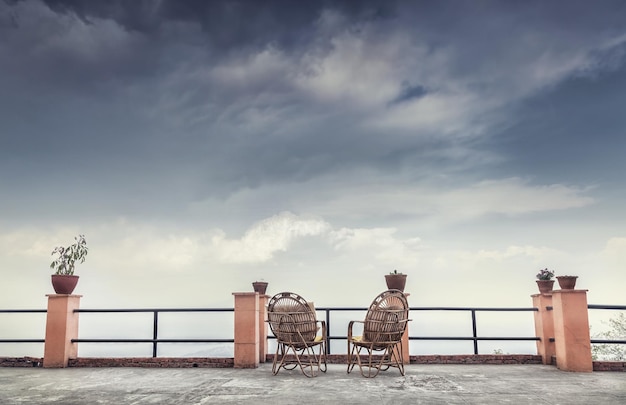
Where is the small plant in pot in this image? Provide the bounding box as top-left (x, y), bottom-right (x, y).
top-left (535, 268), bottom-right (555, 294)
top-left (50, 234), bottom-right (88, 294)
top-left (556, 274), bottom-right (578, 290)
top-left (252, 280), bottom-right (268, 295)
top-left (385, 269), bottom-right (407, 292)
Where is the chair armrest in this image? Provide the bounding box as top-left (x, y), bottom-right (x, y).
top-left (347, 320), bottom-right (364, 340)
top-left (317, 320), bottom-right (327, 340)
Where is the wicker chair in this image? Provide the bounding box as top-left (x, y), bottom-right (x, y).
top-left (267, 292), bottom-right (327, 377)
top-left (347, 289), bottom-right (410, 377)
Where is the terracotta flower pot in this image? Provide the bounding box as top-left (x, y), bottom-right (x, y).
top-left (556, 276), bottom-right (578, 290)
top-left (385, 274), bottom-right (407, 292)
top-left (51, 274), bottom-right (79, 294)
top-left (252, 281), bottom-right (268, 295)
top-left (536, 279), bottom-right (555, 294)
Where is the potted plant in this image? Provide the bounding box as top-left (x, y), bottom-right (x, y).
top-left (385, 269), bottom-right (407, 292)
top-left (535, 268), bottom-right (555, 294)
top-left (252, 280), bottom-right (268, 295)
top-left (49, 234), bottom-right (88, 294)
top-left (556, 275), bottom-right (578, 290)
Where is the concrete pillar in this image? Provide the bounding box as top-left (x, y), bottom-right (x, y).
top-left (401, 292), bottom-right (410, 364)
top-left (531, 293), bottom-right (555, 365)
top-left (258, 294), bottom-right (269, 363)
top-left (401, 324), bottom-right (410, 364)
top-left (552, 289), bottom-right (593, 372)
top-left (233, 292), bottom-right (259, 368)
top-left (43, 294), bottom-right (81, 368)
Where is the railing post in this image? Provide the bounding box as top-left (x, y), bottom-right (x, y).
top-left (232, 292), bottom-right (259, 368)
top-left (258, 293), bottom-right (269, 363)
top-left (551, 289), bottom-right (593, 372)
top-left (325, 308), bottom-right (331, 355)
top-left (471, 310), bottom-right (478, 355)
top-left (43, 294), bottom-right (81, 368)
top-left (532, 292), bottom-right (555, 365)
top-left (152, 311), bottom-right (158, 358)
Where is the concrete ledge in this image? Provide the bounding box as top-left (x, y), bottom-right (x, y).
top-left (68, 357), bottom-right (234, 368)
top-left (2, 356), bottom-right (624, 371)
top-left (410, 354), bottom-right (543, 365)
top-left (0, 357), bottom-right (43, 367)
top-left (264, 354), bottom-right (544, 365)
top-left (594, 361), bottom-right (626, 372)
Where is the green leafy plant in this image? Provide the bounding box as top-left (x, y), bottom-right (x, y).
top-left (50, 235), bottom-right (88, 275)
top-left (389, 269), bottom-right (403, 275)
top-left (536, 268), bottom-right (554, 280)
top-left (591, 313), bottom-right (626, 361)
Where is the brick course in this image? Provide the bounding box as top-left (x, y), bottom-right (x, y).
top-left (1, 355), bottom-right (623, 370)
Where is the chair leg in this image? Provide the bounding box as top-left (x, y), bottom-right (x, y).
top-left (274, 342), bottom-right (327, 377)
top-left (392, 342), bottom-right (405, 376)
top-left (346, 340), bottom-right (360, 374)
top-left (349, 343), bottom-right (381, 378)
top-left (348, 343), bottom-right (405, 378)
top-left (272, 343), bottom-right (282, 375)
top-left (295, 343), bottom-right (326, 378)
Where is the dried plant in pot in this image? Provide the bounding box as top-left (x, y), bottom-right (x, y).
top-left (535, 268), bottom-right (555, 294)
top-left (49, 235), bottom-right (88, 294)
top-left (556, 275), bottom-right (578, 290)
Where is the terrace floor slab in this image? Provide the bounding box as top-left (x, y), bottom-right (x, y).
top-left (0, 363), bottom-right (624, 404)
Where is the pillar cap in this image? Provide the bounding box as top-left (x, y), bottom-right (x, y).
top-left (551, 289), bottom-right (588, 294)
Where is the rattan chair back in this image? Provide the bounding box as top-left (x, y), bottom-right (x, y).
top-left (362, 289), bottom-right (409, 346)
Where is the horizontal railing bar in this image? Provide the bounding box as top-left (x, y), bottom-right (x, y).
top-left (74, 308), bottom-right (234, 313)
top-left (409, 336), bottom-right (540, 341)
top-left (316, 307), bottom-right (538, 312)
top-left (318, 335), bottom-right (540, 341)
top-left (315, 307), bottom-right (367, 311)
top-left (0, 309), bottom-right (47, 313)
top-left (591, 339), bottom-right (626, 344)
top-left (410, 307), bottom-right (538, 312)
top-left (588, 305), bottom-right (626, 310)
top-left (0, 339), bottom-right (45, 343)
top-left (72, 339), bottom-right (234, 343)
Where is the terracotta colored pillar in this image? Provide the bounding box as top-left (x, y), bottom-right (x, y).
top-left (233, 292), bottom-right (259, 368)
top-left (401, 324), bottom-right (410, 364)
top-left (531, 292), bottom-right (555, 365)
top-left (43, 294), bottom-right (81, 368)
top-left (258, 294), bottom-right (269, 363)
top-left (401, 292), bottom-right (410, 364)
top-left (551, 289), bottom-right (593, 372)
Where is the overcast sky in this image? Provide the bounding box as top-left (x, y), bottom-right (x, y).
top-left (2, 0), bottom-right (626, 327)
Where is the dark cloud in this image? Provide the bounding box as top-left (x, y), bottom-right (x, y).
top-left (36, 0), bottom-right (396, 50)
top-left (2, 0), bottom-right (626, 226)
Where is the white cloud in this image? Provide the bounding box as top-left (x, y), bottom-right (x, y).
top-left (437, 178), bottom-right (594, 219)
top-left (257, 175), bottom-right (594, 224)
top-left (211, 211), bottom-right (331, 264)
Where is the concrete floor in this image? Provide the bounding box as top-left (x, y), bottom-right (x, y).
top-left (0, 364), bottom-right (624, 404)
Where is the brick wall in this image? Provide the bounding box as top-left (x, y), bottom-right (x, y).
top-left (1, 355), bottom-right (623, 370)
top-left (0, 357), bottom-right (43, 367)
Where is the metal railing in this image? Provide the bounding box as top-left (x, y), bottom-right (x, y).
top-left (0, 309), bottom-right (46, 344)
top-left (2, 304), bottom-right (625, 357)
top-left (312, 306), bottom-right (539, 355)
top-left (588, 304), bottom-right (626, 346)
top-left (73, 308), bottom-right (235, 357)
